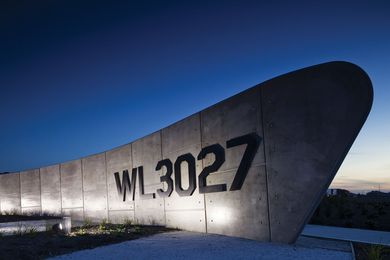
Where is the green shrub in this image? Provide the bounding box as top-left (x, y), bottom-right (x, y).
top-left (365, 245), bottom-right (383, 260)
top-left (98, 218), bottom-right (108, 231)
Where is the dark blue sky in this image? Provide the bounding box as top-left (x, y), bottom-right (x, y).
top-left (1, 0), bottom-right (389, 190)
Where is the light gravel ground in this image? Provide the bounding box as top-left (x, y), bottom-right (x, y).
top-left (51, 231), bottom-right (352, 260)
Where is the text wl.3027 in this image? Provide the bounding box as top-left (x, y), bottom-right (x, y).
top-left (114, 132), bottom-right (261, 201)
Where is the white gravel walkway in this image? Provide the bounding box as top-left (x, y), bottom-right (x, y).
top-left (51, 231), bottom-right (352, 260)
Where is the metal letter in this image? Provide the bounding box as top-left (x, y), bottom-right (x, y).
top-left (138, 166), bottom-right (156, 200)
top-left (198, 144), bottom-right (226, 193)
top-left (156, 159), bottom-right (174, 197)
top-left (114, 168), bottom-right (137, 201)
top-left (227, 133), bottom-right (261, 191)
top-left (174, 153), bottom-right (197, 196)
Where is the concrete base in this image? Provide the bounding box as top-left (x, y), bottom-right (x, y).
top-left (0, 217), bottom-right (69, 235)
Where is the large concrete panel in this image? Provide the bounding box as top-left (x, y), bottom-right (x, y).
top-left (132, 132), bottom-right (165, 225)
top-left (40, 164), bottom-right (61, 214)
top-left (106, 144), bottom-right (134, 215)
top-left (204, 167), bottom-right (268, 239)
top-left (60, 159), bottom-right (83, 210)
top-left (201, 87), bottom-right (270, 241)
top-left (20, 169), bottom-right (41, 210)
top-left (261, 62), bottom-right (373, 243)
top-left (162, 114), bottom-right (206, 232)
top-left (165, 210), bottom-right (205, 231)
top-left (82, 153), bottom-right (108, 222)
top-left (0, 173), bottom-right (21, 213)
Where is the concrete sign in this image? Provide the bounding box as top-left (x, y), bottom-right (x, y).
top-left (0, 61), bottom-right (373, 243)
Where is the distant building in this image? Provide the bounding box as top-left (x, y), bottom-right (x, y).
top-left (326, 189), bottom-right (351, 197)
top-left (327, 189), bottom-right (338, 196)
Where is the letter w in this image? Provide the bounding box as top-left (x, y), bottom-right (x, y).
top-left (114, 169), bottom-right (137, 201)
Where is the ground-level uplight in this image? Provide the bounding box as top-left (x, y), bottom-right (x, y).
top-left (52, 217), bottom-right (71, 234)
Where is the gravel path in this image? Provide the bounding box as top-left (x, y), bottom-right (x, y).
top-left (51, 231), bottom-right (352, 259)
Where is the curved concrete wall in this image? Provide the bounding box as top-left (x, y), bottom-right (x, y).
top-left (0, 61), bottom-right (373, 243)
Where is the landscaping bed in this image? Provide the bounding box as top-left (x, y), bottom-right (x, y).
top-left (0, 222), bottom-right (174, 259)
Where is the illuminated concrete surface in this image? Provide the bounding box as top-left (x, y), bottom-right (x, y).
top-left (0, 62), bottom-right (373, 243)
top-left (50, 231), bottom-right (353, 260)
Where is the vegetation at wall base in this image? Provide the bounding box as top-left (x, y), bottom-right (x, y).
top-left (0, 212), bottom-right (62, 223)
top-left (310, 190), bottom-right (390, 231)
top-left (0, 222), bottom-right (174, 259)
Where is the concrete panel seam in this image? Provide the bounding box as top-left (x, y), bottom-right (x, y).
top-left (59, 164), bottom-right (63, 215)
top-left (104, 152), bottom-right (109, 220)
top-left (130, 143), bottom-right (136, 221)
top-left (0, 177), bottom-right (2, 213)
top-left (259, 86), bottom-right (272, 242)
top-left (199, 111), bottom-right (208, 234)
top-left (19, 172), bottom-right (21, 213)
top-left (81, 159), bottom-right (85, 220)
top-left (39, 168), bottom-right (42, 214)
top-left (160, 130), bottom-right (167, 227)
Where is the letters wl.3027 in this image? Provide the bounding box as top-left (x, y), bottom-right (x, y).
top-left (114, 132), bottom-right (261, 201)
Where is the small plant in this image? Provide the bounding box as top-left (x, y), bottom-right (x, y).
top-left (149, 218), bottom-right (157, 226)
top-left (45, 223), bottom-right (52, 231)
top-left (75, 227), bottom-right (87, 235)
top-left (98, 218), bottom-right (108, 231)
top-left (27, 226), bottom-right (38, 235)
top-left (13, 224), bottom-right (25, 236)
top-left (365, 244), bottom-right (384, 260)
top-left (82, 218), bottom-right (92, 228)
top-left (3, 209), bottom-right (19, 216)
top-left (132, 225), bottom-right (141, 232)
top-left (123, 218), bottom-right (132, 227)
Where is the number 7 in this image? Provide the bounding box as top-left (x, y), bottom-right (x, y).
top-left (227, 133), bottom-right (261, 191)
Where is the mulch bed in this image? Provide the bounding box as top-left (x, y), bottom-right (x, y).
top-left (0, 223), bottom-right (173, 259)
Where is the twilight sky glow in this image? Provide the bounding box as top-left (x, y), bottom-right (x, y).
top-left (0, 1), bottom-right (389, 193)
